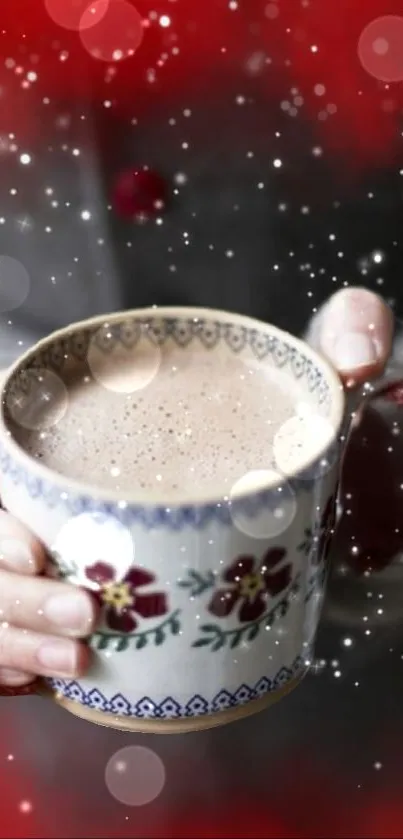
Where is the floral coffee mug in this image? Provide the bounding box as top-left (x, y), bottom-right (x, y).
top-left (0, 307), bottom-right (345, 732)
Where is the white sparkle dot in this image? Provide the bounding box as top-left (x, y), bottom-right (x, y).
top-left (159, 15), bottom-right (170, 27)
top-left (273, 158), bottom-right (282, 168)
top-left (372, 250), bottom-right (383, 263)
top-left (174, 172), bottom-right (187, 185)
top-left (81, 210), bottom-right (91, 221)
top-left (20, 153), bottom-right (31, 165)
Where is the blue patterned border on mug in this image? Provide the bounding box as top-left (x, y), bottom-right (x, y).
top-left (0, 308), bottom-right (343, 532)
top-left (48, 653), bottom-right (307, 720)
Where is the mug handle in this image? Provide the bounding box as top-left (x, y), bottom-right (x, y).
top-left (343, 376), bottom-right (403, 435)
top-left (1, 379), bottom-right (403, 699)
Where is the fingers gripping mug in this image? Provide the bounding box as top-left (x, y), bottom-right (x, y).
top-left (0, 306), bottom-right (366, 732)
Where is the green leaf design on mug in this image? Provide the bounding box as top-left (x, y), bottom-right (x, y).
top-left (178, 569), bottom-right (216, 598)
top-left (49, 550), bottom-right (79, 581)
top-left (91, 609), bottom-right (181, 652)
top-left (247, 623), bottom-right (260, 642)
top-left (298, 529), bottom-right (313, 557)
top-left (230, 630), bottom-right (243, 649)
top-left (192, 636), bottom-right (214, 649)
top-left (211, 635), bottom-right (226, 652)
top-left (170, 613), bottom-right (181, 635)
top-left (96, 635), bottom-right (110, 651)
top-left (191, 578), bottom-right (300, 651)
top-left (154, 627), bottom-right (165, 646)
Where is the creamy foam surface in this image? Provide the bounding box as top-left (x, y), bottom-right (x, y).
top-left (14, 347), bottom-right (317, 499)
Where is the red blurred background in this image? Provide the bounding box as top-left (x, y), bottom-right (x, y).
top-left (2, 2), bottom-right (403, 837)
top-left (1, 0), bottom-right (403, 168)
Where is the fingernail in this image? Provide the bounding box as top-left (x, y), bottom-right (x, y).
top-left (320, 288), bottom-right (392, 365)
top-left (43, 592), bottom-right (94, 635)
top-left (332, 331), bottom-right (378, 372)
top-left (0, 539), bottom-right (34, 573)
top-left (36, 639), bottom-right (78, 677)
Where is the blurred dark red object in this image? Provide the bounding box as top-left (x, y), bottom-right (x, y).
top-left (112, 167), bottom-right (169, 219)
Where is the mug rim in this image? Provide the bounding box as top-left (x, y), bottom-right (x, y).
top-left (0, 306), bottom-right (345, 508)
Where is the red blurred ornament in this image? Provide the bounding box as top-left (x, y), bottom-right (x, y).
top-left (112, 167), bottom-right (169, 220)
top-left (378, 380), bottom-right (403, 405)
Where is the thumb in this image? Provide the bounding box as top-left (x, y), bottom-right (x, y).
top-left (308, 288), bottom-right (394, 386)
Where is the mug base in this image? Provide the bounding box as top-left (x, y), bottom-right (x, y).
top-left (47, 668), bottom-right (308, 733)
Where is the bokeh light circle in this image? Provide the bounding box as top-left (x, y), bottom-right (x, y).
top-left (358, 16), bottom-right (403, 83)
top-left (105, 746), bottom-right (166, 806)
top-left (87, 324), bottom-right (161, 394)
top-left (6, 368), bottom-right (68, 431)
top-left (0, 256), bottom-right (30, 313)
top-left (52, 512), bottom-right (134, 587)
top-left (229, 469), bottom-right (297, 539)
top-left (44, 0), bottom-right (109, 32)
top-left (79, 0), bottom-right (144, 63)
top-left (274, 414), bottom-right (337, 480)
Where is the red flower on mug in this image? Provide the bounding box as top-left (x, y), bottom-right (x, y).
top-left (208, 550), bottom-right (292, 623)
top-left (85, 562), bottom-right (168, 633)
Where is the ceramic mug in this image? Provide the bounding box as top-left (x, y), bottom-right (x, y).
top-left (0, 306), bottom-right (345, 733)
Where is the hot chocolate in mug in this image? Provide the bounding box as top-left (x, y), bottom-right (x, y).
top-left (0, 305), bottom-right (381, 733)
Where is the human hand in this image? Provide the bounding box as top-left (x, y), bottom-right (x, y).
top-left (0, 287), bottom-right (394, 691)
top-left (0, 512), bottom-right (98, 691)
